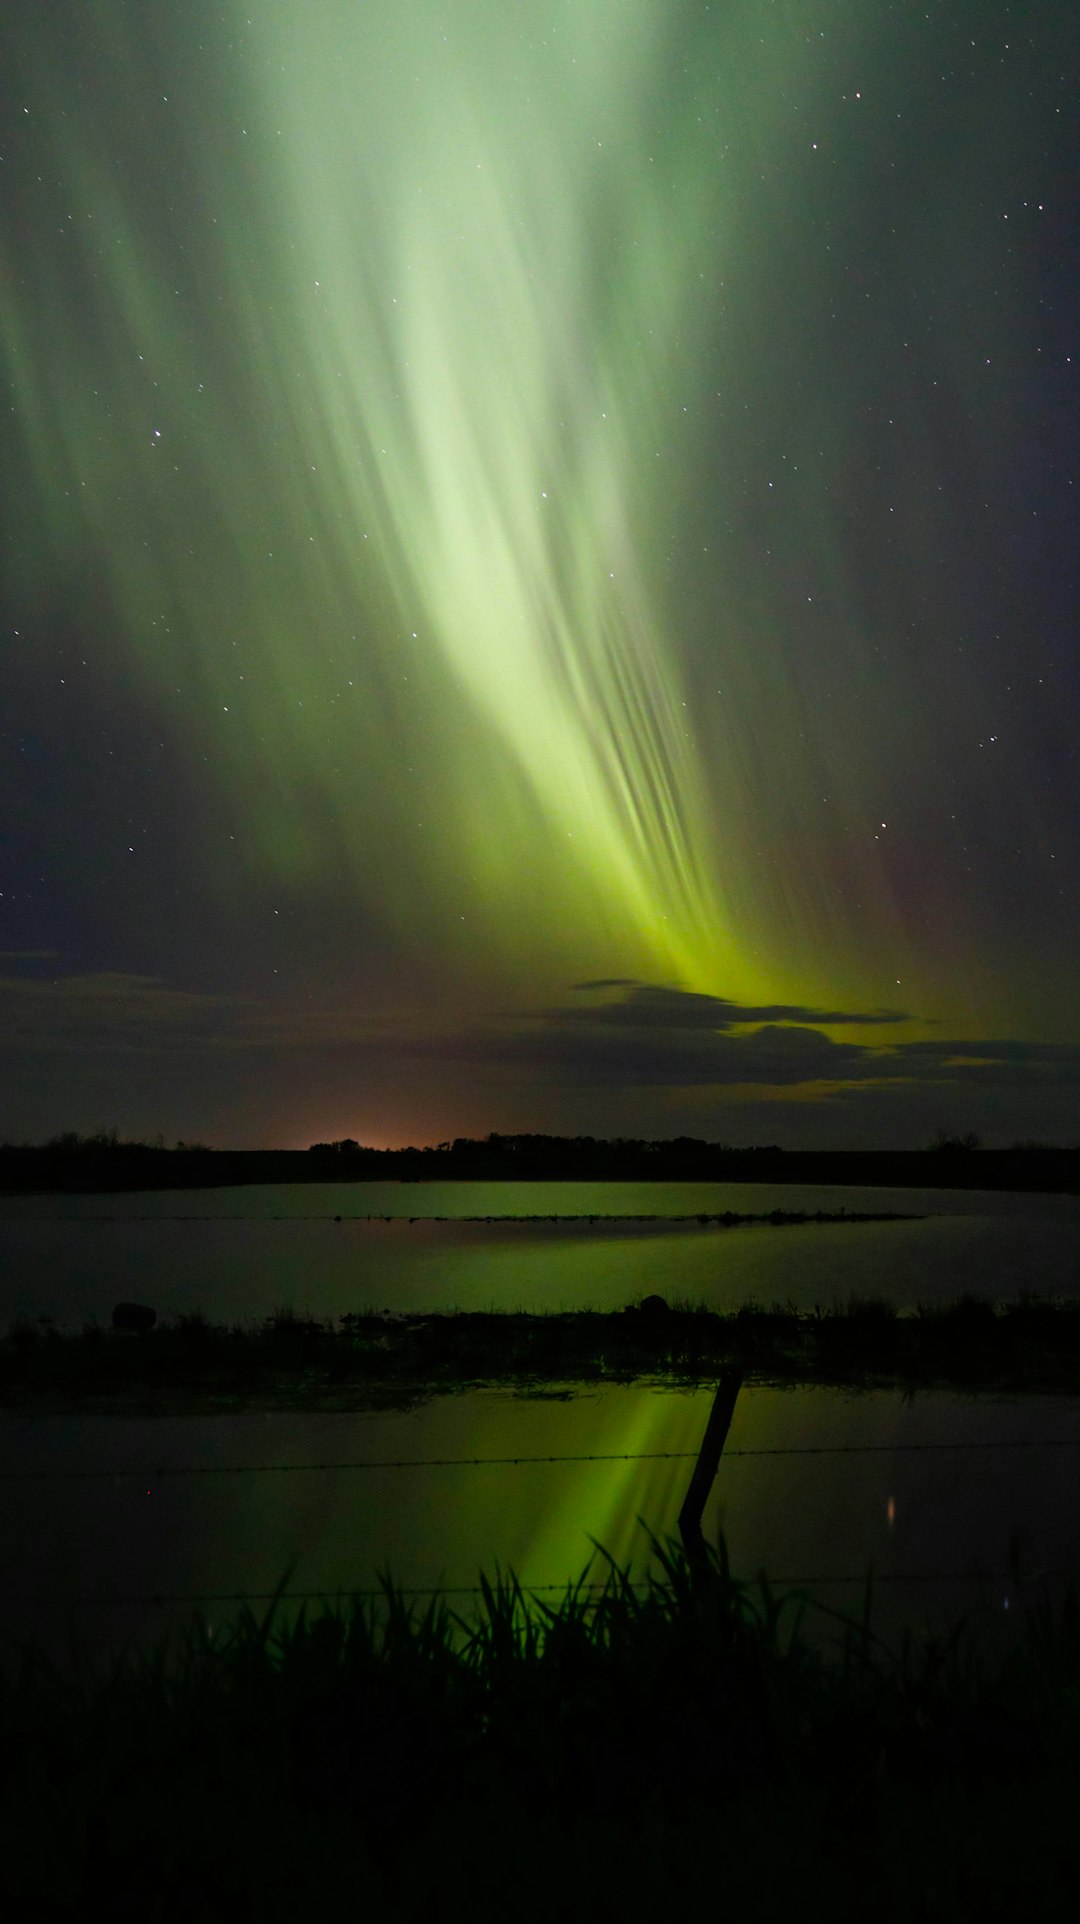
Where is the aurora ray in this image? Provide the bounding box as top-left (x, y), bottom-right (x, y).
top-left (1, 0), bottom-right (1076, 1145)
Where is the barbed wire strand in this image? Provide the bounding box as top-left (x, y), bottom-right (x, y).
top-left (4, 1435), bottom-right (1080, 1481)
top-left (10, 1567), bottom-right (1080, 1610)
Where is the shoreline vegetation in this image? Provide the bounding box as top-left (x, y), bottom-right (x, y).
top-left (3, 1539), bottom-right (1080, 1915)
top-left (2, 1130), bottom-right (1079, 1193)
top-left (7, 1294), bottom-right (1080, 1412)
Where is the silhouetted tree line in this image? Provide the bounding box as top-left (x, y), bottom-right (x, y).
top-left (0, 1129), bottom-right (1077, 1193)
top-left (30, 1129), bottom-right (213, 1153)
top-left (0, 1130), bottom-right (220, 1193)
top-left (305, 1131), bottom-right (787, 1180)
top-left (303, 1131), bottom-right (1080, 1186)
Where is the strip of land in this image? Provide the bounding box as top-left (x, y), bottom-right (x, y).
top-left (301, 1208), bottom-right (917, 1224)
top-left (2, 1208), bottom-right (920, 1225)
top-left (2, 1139), bottom-right (1078, 1192)
top-left (5, 1296), bottom-right (1080, 1413)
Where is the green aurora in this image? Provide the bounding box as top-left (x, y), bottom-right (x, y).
top-left (1, 0), bottom-right (1077, 1145)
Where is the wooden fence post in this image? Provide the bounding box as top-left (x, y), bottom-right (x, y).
top-left (678, 1369), bottom-right (743, 1568)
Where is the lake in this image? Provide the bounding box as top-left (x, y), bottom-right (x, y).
top-left (2, 1180), bottom-right (1080, 1330)
top-left (4, 1379), bottom-right (1079, 1658)
top-left (4, 1180), bottom-right (1079, 1654)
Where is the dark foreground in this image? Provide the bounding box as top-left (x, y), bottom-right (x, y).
top-left (2, 1541), bottom-right (1077, 1920)
top-left (6, 1294), bottom-right (1080, 1411)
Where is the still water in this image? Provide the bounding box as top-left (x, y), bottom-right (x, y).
top-left (4, 1381), bottom-right (1079, 1656)
top-left (4, 1182), bottom-right (1079, 1653)
top-left (2, 1180), bottom-right (1080, 1329)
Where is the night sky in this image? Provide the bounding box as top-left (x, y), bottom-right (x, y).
top-left (1, 0), bottom-right (1077, 1150)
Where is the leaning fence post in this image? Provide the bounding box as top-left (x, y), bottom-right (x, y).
top-left (678, 1368), bottom-right (743, 1568)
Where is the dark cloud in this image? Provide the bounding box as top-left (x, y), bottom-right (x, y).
top-left (4, 969), bottom-right (1078, 1147)
top-left (424, 1018), bottom-right (877, 1088)
top-left (408, 986), bottom-right (1080, 1108)
top-left (7, 972), bottom-right (1074, 1098)
top-left (898, 1039), bottom-right (1080, 1066)
top-left (0, 951), bottom-right (62, 970)
top-left (0, 971), bottom-right (256, 1055)
top-left (544, 984), bottom-right (910, 1032)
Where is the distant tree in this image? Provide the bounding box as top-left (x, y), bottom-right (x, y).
top-left (46, 1127), bottom-right (126, 1151)
top-left (930, 1129), bottom-right (982, 1152)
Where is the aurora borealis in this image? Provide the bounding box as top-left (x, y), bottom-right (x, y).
top-left (1, 0), bottom-right (1077, 1147)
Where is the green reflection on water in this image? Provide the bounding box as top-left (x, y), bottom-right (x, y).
top-left (9, 1380), bottom-right (1080, 1663)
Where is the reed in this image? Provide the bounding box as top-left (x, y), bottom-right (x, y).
top-left (1, 1539), bottom-right (1077, 1916)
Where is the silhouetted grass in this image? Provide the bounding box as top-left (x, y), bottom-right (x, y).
top-left (1, 1539), bottom-right (1078, 1917)
top-left (5, 1293), bottom-right (1080, 1410)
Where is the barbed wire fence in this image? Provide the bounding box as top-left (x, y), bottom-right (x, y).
top-left (4, 1435), bottom-right (1080, 1480)
top-left (4, 1431), bottom-right (1080, 1612)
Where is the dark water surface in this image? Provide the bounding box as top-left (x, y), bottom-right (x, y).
top-left (2, 1180), bottom-right (1080, 1329)
top-left (4, 1381), bottom-right (1079, 1656)
top-left (4, 1181), bottom-right (1079, 1653)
